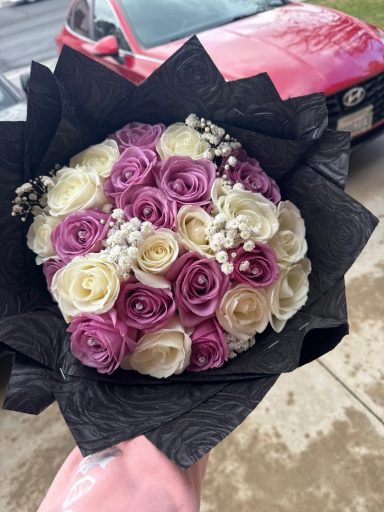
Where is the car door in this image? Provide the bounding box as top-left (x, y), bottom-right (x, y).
top-left (62, 0), bottom-right (94, 57)
top-left (91, 0), bottom-right (139, 80)
top-left (63, 0), bottom-right (147, 84)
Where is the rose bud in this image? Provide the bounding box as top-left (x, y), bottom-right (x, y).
top-left (167, 252), bottom-right (229, 327)
top-left (116, 280), bottom-right (176, 332)
top-left (110, 122), bottom-right (165, 152)
top-left (188, 318), bottom-right (229, 372)
top-left (68, 309), bottom-right (138, 375)
top-left (51, 209), bottom-right (110, 263)
top-left (156, 156), bottom-right (216, 208)
top-left (104, 147), bottom-right (157, 203)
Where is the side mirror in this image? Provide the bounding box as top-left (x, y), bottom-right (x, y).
top-left (92, 35), bottom-right (120, 58)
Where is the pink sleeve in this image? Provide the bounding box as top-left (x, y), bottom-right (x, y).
top-left (37, 435), bottom-right (208, 512)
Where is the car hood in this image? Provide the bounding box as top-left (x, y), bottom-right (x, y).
top-left (146, 2), bottom-right (384, 98)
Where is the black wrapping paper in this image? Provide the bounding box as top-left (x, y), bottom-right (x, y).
top-left (0, 37), bottom-right (378, 468)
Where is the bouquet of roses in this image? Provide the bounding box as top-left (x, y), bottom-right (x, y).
top-left (0, 37), bottom-right (377, 467)
top-left (15, 114), bottom-right (310, 378)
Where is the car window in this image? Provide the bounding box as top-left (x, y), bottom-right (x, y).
top-left (118, 0), bottom-right (285, 48)
top-left (93, 0), bottom-right (130, 51)
top-left (68, 0), bottom-right (91, 38)
top-left (0, 83), bottom-right (18, 111)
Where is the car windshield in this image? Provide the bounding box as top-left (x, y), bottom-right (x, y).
top-left (118, 0), bottom-right (286, 48)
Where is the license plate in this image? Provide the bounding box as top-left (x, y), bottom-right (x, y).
top-left (337, 105), bottom-right (373, 137)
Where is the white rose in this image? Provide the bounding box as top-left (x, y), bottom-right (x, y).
top-left (26, 214), bottom-right (61, 265)
top-left (217, 284), bottom-right (269, 341)
top-left (132, 228), bottom-right (179, 288)
top-left (217, 189), bottom-right (279, 242)
top-left (51, 253), bottom-right (120, 321)
top-left (47, 166), bottom-right (107, 217)
top-left (269, 257), bottom-right (311, 333)
top-left (270, 201), bottom-right (307, 267)
top-left (211, 177), bottom-right (231, 207)
top-left (70, 139), bottom-right (119, 178)
top-left (177, 206), bottom-right (214, 257)
top-left (156, 123), bottom-right (210, 160)
top-left (121, 317), bottom-right (192, 378)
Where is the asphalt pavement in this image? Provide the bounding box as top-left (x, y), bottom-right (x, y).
top-left (0, 0), bottom-right (69, 74)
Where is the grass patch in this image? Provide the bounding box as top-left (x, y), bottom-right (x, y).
top-left (310, 0), bottom-right (384, 28)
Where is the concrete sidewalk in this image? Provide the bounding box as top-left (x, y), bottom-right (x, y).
top-left (201, 135), bottom-right (384, 512)
top-left (0, 135), bottom-right (383, 511)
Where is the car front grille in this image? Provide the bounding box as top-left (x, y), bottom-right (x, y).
top-left (326, 72), bottom-right (384, 130)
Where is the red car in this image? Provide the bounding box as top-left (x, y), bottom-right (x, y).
top-left (56, 0), bottom-right (384, 143)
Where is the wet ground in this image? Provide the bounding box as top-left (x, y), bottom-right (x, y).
top-left (202, 134), bottom-right (384, 512)
top-left (0, 134), bottom-right (383, 510)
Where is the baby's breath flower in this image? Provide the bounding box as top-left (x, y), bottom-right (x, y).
top-left (101, 213), bottom-right (154, 279)
top-left (129, 218), bottom-right (141, 229)
top-left (12, 175), bottom-right (55, 221)
top-left (227, 156), bottom-right (237, 167)
top-left (206, 225), bottom-right (217, 237)
top-left (221, 261), bottom-right (234, 274)
top-left (109, 246), bottom-right (121, 259)
top-left (182, 114), bottom-right (242, 166)
top-left (214, 213), bottom-right (227, 225)
top-left (102, 203), bottom-right (114, 213)
top-left (243, 240), bottom-right (255, 252)
top-left (223, 237), bottom-right (235, 249)
top-left (127, 231), bottom-right (142, 244)
top-left (239, 260), bottom-right (250, 272)
top-left (41, 177), bottom-right (54, 187)
top-left (238, 222), bottom-right (248, 231)
top-left (212, 232), bottom-right (225, 244)
top-left (141, 221), bottom-right (154, 234)
top-left (111, 208), bottom-right (124, 219)
top-left (16, 183), bottom-right (32, 194)
top-left (118, 255), bottom-right (130, 271)
top-left (226, 334), bottom-right (256, 359)
top-left (226, 219), bottom-right (239, 230)
top-left (216, 251), bottom-right (228, 264)
top-left (240, 230), bottom-right (251, 240)
top-left (127, 246), bottom-right (139, 258)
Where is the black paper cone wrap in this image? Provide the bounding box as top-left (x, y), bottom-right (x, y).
top-left (0, 37), bottom-right (378, 468)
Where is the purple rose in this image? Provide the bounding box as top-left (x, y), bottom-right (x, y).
top-left (188, 318), bottom-right (229, 372)
top-left (116, 280), bottom-right (176, 332)
top-left (104, 147), bottom-right (157, 202)
top-left (222, 150), bottom-right (281, 204)
top-left (231, 244), bottom-right (279, 287)
top-left (110, 122), bottom-right (165, 152)
top-left (51, 209), bottom-right (110, 263)
top-left (119, 185), bottom-right (177, 229)
top-left (167, 252), bottom-right (230, 327)
top-left (67, 309), bottom-right (138, 375)
top-left (156, 156), bottom-right (216, 207)
top-left (43, 258), bottom-right (65, 291)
